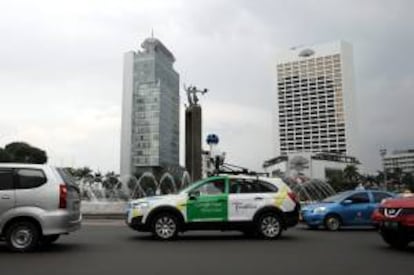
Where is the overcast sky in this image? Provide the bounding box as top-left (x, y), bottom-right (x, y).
top-left (0, 0), bottom-right (413, 174)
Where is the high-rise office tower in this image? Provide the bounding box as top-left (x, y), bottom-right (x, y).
top-left (275, 41), bottom-right (358, 157)
top-left (120, 37), bottom-right (180, 177)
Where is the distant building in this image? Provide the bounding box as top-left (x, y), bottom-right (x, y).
top-left (263, 152), bottom-right (360, 181)
top-left (383, 149), bottom-right (414, 176)
top-left (275, 41), bottom-right (358, 157)
top-left (120, 37), bottom-right (180, 177)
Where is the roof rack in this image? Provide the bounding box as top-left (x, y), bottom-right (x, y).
top-left (211, 163), bottom-right (269, 177)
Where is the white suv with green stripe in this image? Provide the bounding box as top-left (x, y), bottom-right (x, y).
top-left (126, 175), bottom-right (300, 240)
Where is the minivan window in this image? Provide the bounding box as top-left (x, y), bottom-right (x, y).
top-left (16, 169), bottom-right (47, 189)
top-left (0, 169), bottom-right (14, 190)
top-left (56, 168), bottom-right (77, 187)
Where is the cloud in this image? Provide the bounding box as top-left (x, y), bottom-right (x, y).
top-left (0, 0), bottom-right (413, 174)
top-left (0, 105), bottom-right (120, 172)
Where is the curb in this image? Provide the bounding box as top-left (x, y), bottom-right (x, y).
top-left (82, 213), bottom-right (125, 220)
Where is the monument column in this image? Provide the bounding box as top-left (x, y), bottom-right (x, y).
top-left (184, 86), bottom-right (207, 181)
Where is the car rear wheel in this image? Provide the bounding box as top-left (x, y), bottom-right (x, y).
top-left (256, 213), bottom-right (283, 239)
top-left (6, 221), bottom-right (41, 252)
top-left (324, 215), bottom-right (341, 231)
top-left (151, 213), bottom-right (179, 240)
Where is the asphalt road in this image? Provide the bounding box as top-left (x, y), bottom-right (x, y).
top-left (0, 221), bottom-right (412, 275)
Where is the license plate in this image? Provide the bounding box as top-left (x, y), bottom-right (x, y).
top-left (384, 221), bottom-right (398, 229)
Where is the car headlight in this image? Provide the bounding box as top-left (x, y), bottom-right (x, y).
top-left (313, 207), bottom-right (327, 214)
top-left (131, 202), bottom-right (150, 209)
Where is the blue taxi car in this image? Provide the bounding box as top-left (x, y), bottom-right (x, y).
top-left (301, 189), bottom-right (395, 230)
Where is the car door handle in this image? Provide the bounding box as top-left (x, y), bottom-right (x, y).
top-left (254, 197), bottom-right (264, 200)
top-left (1, 195), bottom-right (11, 200)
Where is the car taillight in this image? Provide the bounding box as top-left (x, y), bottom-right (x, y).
top-left (288, 192), bottom-right (298, 203)
top-left (59, 184), bottom-right (67, 209)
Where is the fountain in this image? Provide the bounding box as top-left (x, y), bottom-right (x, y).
top-left (159, 172), bottom-right (177, 195)
top-left (78, 171), bottom-right (193, 216)
top-left (181, 171), bottom-right (192, 189)
top-left (285, 176), bottom-right (336, 203)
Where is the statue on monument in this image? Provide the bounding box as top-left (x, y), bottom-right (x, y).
top-left (184, 85), bottom-right (208, 105)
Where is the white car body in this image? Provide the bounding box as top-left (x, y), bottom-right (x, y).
top-left (126, 175), bottom-right (299, 237)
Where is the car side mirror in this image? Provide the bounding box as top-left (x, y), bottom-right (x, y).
top-left (342, 199), bottom-right (352, 205)
top-left (189, 190), bottom-right (200, 200)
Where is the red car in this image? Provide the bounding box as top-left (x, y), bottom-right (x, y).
top-left (372, 197), bottom-right (414, 248)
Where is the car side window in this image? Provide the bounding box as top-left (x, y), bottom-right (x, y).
top-left (193, 179), bottom-right (225, 196)
top-left (254, 180), bottom-right (278, 193)
top-left (372, 192), bottom-right (392, 203)
top-left (16, 169), bottom-right (47, 189)
top-left (229, 179), bottom-right (278, 194)
top-left (0, 169), bottom-right (14, 190)
top-left (346, 192), bottom-right (370, 204)
top-left (229, 179), bottom-right (254, 194)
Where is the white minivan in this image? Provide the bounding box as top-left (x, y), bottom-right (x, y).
top-left (0, 163), bottom-right (81, 252)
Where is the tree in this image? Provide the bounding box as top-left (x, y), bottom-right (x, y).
top-left (343, 165), bottom-right (360, 183)
top-left (392, 167), bottom-right (403, 183)
top-left (0, 148), bottom-right (11, 162)
top-left (0, 142), bottom-right (47, 164)
top-left (401, 173), bottom-right (414, 191)
top-left (79, 167), bottom-right (92, 178)
top-left (375, 170), bottom-right (385, 183)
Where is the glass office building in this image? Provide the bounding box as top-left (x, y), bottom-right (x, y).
top-left (121, 37), bottom-right (179, 176)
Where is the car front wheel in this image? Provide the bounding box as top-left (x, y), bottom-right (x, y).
top-left (151, 213), bottom-right (179, 240)
top-left (324, 215), bottom-right (341, 231)
top-left (381, 230), bottom-right (409, 249)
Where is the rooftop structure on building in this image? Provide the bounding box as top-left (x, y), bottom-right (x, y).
top-left (383, 148), bottom-right (414, 175)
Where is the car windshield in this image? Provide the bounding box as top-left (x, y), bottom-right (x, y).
top-left (322, 191), bottom-right (351, 203)
top-left (179, 180), bottom-right (204, 194)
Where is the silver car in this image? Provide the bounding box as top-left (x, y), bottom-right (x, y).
top-left (0, 163), bottom-right (81, 252)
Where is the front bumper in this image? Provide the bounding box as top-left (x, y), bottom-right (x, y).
top-left (301, 211), bottom-right (325, 226)
top-left (125, 208), bottom-right (150, 232)
top-left (127, 216), bottom-right (150, 232)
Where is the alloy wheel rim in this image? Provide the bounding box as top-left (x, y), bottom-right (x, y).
top-left (327, 217), bottom-right (340, 230)
top-left (11, 227), bottom-right (33, 249)
top-left (261, 216), bottom-right (280, 237)
top-left (155, 217), bottom-right (176, 239)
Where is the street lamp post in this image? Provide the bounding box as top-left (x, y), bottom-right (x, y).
top-left (380, 148), bottom-right (387, 190)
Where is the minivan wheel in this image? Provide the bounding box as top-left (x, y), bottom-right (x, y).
top-left (40, 234), bottom-right (60, 246)
top-left (257, 213), bottom-right (283, 239)
top-left (151, 213), bottom-right (179, 240)
top-left (6, 221), bottom-right (40, 252)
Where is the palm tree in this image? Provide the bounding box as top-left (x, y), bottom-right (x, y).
top-left (343, 165), bottom-right (359, 183)
top-left (393, 167), bottom-right (403, 183)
